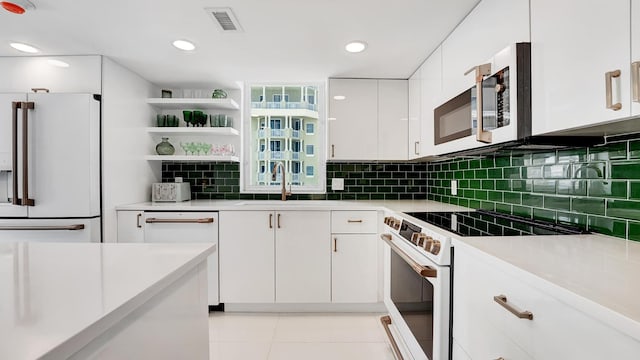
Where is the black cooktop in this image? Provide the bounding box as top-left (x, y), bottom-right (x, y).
top-left (404, 210), bottom-right (588, 237)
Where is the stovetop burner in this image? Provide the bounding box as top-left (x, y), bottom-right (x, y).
top-left (404, 210), bottom-right (589, 237)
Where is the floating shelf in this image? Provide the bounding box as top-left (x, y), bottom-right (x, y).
top-left (145, 127), bottom-right (240, 136)
top-left (147, 98), bottom-right (239, 110)
top-left (144, 155), bottom-right (240, 162)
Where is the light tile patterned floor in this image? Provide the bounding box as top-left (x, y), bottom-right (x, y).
top-left (209, 312), bottom-right (396, 360)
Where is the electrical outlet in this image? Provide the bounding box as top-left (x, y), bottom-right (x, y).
top-left (332, 178), bottom-right (344, 191)
top-left (175, 177), bottom-right (183, 183)
top-left (451, 180), bottom-right (457, 196)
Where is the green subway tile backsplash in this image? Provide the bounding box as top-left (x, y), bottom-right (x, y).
top-left (426, 134), bottom-right (640, 241)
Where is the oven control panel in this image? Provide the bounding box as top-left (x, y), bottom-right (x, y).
top-left (383, 213), bottom-right (451, 265)
top-left (410, 233), bottom-right (441, 255)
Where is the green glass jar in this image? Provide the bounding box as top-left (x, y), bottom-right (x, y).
top-left (155, 137), bottom-right (175, 155)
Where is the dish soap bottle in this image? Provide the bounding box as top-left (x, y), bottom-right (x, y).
top-left (156, 137), bottom-right (175, 155)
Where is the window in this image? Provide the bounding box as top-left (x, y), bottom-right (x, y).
top-left (243, 83), bottom-right (325, 194)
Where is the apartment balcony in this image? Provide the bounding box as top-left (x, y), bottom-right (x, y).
top-left (257, 150), bottom-right (304, 161)
top-left (257, 128), bottom-right (300, 139)
top-left (251, 101), bottom-right (317, 111)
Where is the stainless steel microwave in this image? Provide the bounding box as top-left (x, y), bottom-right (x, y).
top-left (434, 43), bottom-right (531, 147)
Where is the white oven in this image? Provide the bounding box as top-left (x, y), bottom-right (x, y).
top-left (380, 216), bottom-right (451, 360)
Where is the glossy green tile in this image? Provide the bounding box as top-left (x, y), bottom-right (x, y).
top-left (458, 199), bottom-right (470, 207)
top-left (469, 159), bottom-right (481, 169)
top-left (512, 180), bottom-right (532, 192)
top-left (588, 181), bottom-right (627, 198)
top-left (630, 140), bottom-right (640, 159)
top-left (533, 209), bottom-right (556, 223)
top-left (532, 152), bottom-right (556, 165)
top-left (475, 190), bottom-right (488, 200)
top-left (522, 194), bottom-right (544, 207)
top-left (556, 212), bottom-right (587, 228)
top-left (468, 200), bottom-right (481, 209)
top-left (458, 160), bottom-right (469, 170)
top-left (496, 180), bottom-right (511, 191)
top-left (482, 180), bottom-right (495, 190)
top-left (533, 180), bottom-right (557, 194)
top-left (495, 203), bottom-right (511, 214)
top-left (503, 167), bottom-right (521, 179)
top-left (629, 222), bottom-right (640, 241)
top-left (464, 170), bottom-right (475, 179)
top-left (469, 180), bottom-right (481, 189)
top-left (511, 154), bottom-right (531, 166)
top-left (481, 158), bottom-right (494, 168)
top-left (558, 148), bottom-right (587, 163)
top-left (480, 201), bottom-right (496, 211)
top-left (474, 169), bottom-right (488, 179)
top-left (557, 180), bottom-right (587, 196)
top-left (607, 200), bottom-right (640, 221)
top-left (543, 164), bottom-right (570, 179)
top-left (458, 180), bottom-right (469, 189)
top-left (488, 168), bottom-right (503, 179)
top-left (495, 156), bottom-right (511, 167)
top-left (611, 161), bottom-right (640, 179)
top-left (589, 142), bottom-right (627, 161)
top-left (544, 195), bottom-right (571, 211)
top-left (454, 170), bottom-right (464, 179)
top-left (572, 162), bottom-right (605, 179)
top-left (588, 216), bottom-right (627, 238)
top-left (512, 206), bottom-right (532, 218)
top-left (488, 191), bottom-right (503, 202)
top-left (572, 198), bottom-right (606, 215)
top-left (463, 189), bottom-right (475, 198)
top-left (503, 192), bottom-right (521, 204)
top-left (522, 166), bottom-right (543, 179)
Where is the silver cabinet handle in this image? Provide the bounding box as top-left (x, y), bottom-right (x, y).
top-left (632, 62), bottom-right (640, 102)
top-left (136, 213), bottom-right (142, 228)
top-left (347, 219), bottom-right (362, 223)
top-left (493, 294), bottom-right (533, 320)
top-left (381, 234), bottom-right (437, 278)
top-left (269, 213), bottom-right (273, 229)
top-left (331, 144), bottom-right (335, 158)
top-left (333, 237), bottom-right (337, 252)
top-left (277, 213), bottom-right (281, 228)
top-left (605, 69), bottom-right (622, 111)
top-left (31, 88), bottom-right (50, 93)
top-left (380, 316), bottom-right (404, 360)
top-left (20, 102), bottom-right (35, 206)
top-left (145, 217), bottom-right (214, 224)
top-left (414, 141), bottom-right (420, 155)
top-left (11, 102), bottom-right (19, 205)
top-left (465, 63), bottom-right (493, 143)
top-left (0, 224), bottom-right (85, 231)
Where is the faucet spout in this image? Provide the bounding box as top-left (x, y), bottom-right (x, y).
top-left (271, 162), bottom-right (292, 201)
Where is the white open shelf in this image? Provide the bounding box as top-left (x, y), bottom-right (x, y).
top-left (147, 98), bottom-right (239, 110)
top-left (146, 127), bottom-right (240, 136)
top-left (144, 155), bottom-right (240, 162)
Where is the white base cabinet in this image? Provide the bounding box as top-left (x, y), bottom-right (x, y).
top-left (454, 241), bottom-right (640, 360)
top-left (116, 211), bottom-right (144, 243)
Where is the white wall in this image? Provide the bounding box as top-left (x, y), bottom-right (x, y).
top-left (102, 57), bottom-right (159, 243)
top-left (0, 55), bottom-right (102, 93)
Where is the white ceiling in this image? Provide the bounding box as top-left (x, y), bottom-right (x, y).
top-left (0, 0), bottom-right (480, 89)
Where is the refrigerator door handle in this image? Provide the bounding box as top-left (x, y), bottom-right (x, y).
top-left (20, 102), bottom-right (35, 206)
top-left (11, 102), bottom-right (20, 205)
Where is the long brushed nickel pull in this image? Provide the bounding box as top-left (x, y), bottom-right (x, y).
top-left (414, 141), bottom-right (420, 155)
top-left (605, 69), bottom-right (622, 111)
top-left (269, 213), bottom-right (273, 229)
top-left (493, 294), bottom-right (533, 320)
top-left (277, 213), bottom-right (281, 228)
top-left (380, 234), bottom-right (437, 278)
top-left (31, 88), bottom-right (50, 93)
top-left (20, 102), bottom-right (35, 206)
top-left (347, 219), bottom-right (363, 223)
top-left (333, 237), bottom-right (337, 252)
top-left (331, 144), bottom-right (335, 158)
top-left (380, 316), bottom-right (404, 360)
top-left (11, 102), bottom-right (19, 205)
top-left (136, 213), bottom-right (142, 228)
top-left (465, 63), bottom-right (492, 143)
top-left (0, 224), bottom-right (85, 231)
top-left (632, 62), bottom-right (640, 102)
top-left (145, 217), bottom-right (214, 224)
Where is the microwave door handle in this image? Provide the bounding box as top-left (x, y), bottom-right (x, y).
top-left (465, 63), bottom-right (493, 144)
top-left (11, 102), bottom-right (20, 205)
top-left (21, 102), bottom-right (35, 206)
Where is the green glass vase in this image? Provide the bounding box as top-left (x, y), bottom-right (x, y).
top-left (155, 137), bottom-right (175, 155)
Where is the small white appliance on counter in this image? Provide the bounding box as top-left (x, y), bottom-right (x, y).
top-left (151, 182), bottom-right (191, 202)
top-left (0, 92), bottom-right (101, 243)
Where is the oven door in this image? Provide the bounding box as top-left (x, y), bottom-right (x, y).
top-left (382, 234), bottom-right (450, 360)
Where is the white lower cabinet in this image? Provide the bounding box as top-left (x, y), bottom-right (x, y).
top-left (116, 211), bottom-right (144, 243)
top-left (454, 242), bottom-right (640, 360)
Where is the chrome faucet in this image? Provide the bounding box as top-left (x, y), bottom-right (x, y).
top-left (271, 162), bottom-right (292, 201)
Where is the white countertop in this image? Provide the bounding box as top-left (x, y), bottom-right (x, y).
top-left (116, 199), bottom-right (470, 213)
top-left (453, 234), bottom-right (640, 342)
top-left (0, 242), bottom-right (215, 360)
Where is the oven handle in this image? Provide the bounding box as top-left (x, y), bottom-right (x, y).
top-left (380, 316), bottom-right (404, 360)
top-left (381, 233), bottom-right (437, 278)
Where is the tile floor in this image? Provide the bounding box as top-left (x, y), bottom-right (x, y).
top-left (209, 312), bottom-right (396, 360)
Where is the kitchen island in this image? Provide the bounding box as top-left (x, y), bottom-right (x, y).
top-left (0, 242), bottom-right (215, 360)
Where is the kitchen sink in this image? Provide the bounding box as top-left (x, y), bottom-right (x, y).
top-left (234, 200), bottom-right (350, 206)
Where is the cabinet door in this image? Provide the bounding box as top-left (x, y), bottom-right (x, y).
top-left (328, 79), bottom-right (378, 161)
top-left (219, 211), bottom-right (275, 303)
top-left (531, 0), bottom-right (631, 135)
top-left (632, 1), bottom-right (640, 115)
top-left (275, 211), bottom-right (330, 303)
top-left (408, 68), bottom-right (422, 159)
top-left (420, 46), bottom-right (443, 157)
top-left (378, 79), bottom-right (408, 161)
top-left (116, 210), bottom-right (144, 243)
top-left (331, 234), bottom-right (378, 303)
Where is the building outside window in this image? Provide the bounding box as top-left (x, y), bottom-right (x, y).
top-left (245, 83), bottom-right (325, 192)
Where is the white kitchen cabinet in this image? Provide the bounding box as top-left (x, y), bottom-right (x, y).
top-left (328, 78), bottom-right (408, 161)
top-left (116, 211), bottom-right (144, 243)
top-left (420, 46), bottom-right (443, 157)
top-left (330, 211), bottom-right (379, 303)
top-left (275, 211), bottom-right (331, 303)
top-left (632, 2), bottom-right (640, 115)
top-left (454, 242), bottom-right (640, 360)
top-left (219, 211), bottom-right (275, 303)
top-left (531, 0), bottom-right (631, 135)
top-left (408, 67), bottom-right (422, 159)
top-left (441, 0), bottom-right (530, 101)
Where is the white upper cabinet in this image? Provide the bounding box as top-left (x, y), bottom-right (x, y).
top-left (328, 78), bottom-right (408, 161)
top-left (531, 0), bottom-right (631, 135)
top-left (632, 2), bottom-right (640, 116)
top-left (408, 67), bottom-right (422, 159)
top-left (420, 46), bottom-right (443, 157)
top-left (441, 0), bottom-right (530, 101)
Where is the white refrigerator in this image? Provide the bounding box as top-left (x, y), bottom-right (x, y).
top-left (0, 93), bottom-right (101, 242)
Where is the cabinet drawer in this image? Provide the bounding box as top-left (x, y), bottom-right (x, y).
top-left (331, 211), bottom-right (378, 233)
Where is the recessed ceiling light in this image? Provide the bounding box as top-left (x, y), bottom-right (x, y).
top-left (333, 95), bottom-right (346, 100)
top-left (10, 42), bottom-right (39, 53)
top-left (345, 41), bottom-right (367, 53)
top-left (172, 40), bottom-right (196, 51)
top-left (47, 59), bottom-right (70, 68)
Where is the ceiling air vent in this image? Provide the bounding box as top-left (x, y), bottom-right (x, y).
top-left (206, 7), bottom-right (243, 32)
